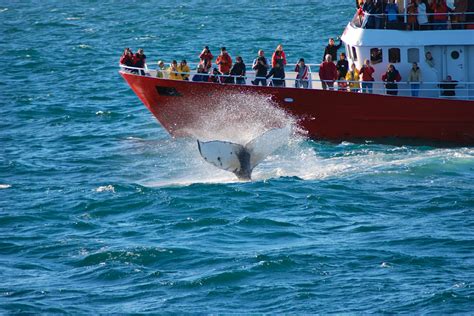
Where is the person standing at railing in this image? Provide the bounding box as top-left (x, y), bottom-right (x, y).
top-left (192, 64), bottom-right (209, 82)
top-left (385, 0), bottom-right (400, 29)
top-left (178, 60), bottom-right (190, 81)
top-left (408, 62), bottom-right (423, 96)
top-left (407, 0), bottom-right (419, 30)
top-left (439, 75), bottom-right (458, 97)
top-left (156, 60), bottom-right (166, 78)
top-left (431, 0), bottom-right (449, 30)
top-left (359, 59), bottom-right (375, 93)
top-left (199, 46), bottom-right (213, 72)
top-left (272, 45), bottom-right (287, 68)
top-left (266, 62), bottom-right (286, 87)
top-left (120, 48), bottom-right (134, 67)
top-left (133, 48), bottom-right (147, 75)
top-left (336, 53), bottom-right (349, 91)
top-left (374, 0), bottom-right (386, 29)
top-left (346, 63), bottom-right (361, 93)
top-left (416, 0), bottom-right (430, 29)
top-left (294, 58), bottom-right (310, 88)
top-left (322, 38), bottom-right (343, 62)
top-left (168, 60), bottom-right (181, 80)
top-left (453, 0), bottom-right (468, 29)
top-left (362, 0), bottom-right (377, 28)
top-left (230, 56), bottom-right (246, 85)
top-left (319, 54), bottom-right (338, 90)
top-left (382, 64), bottom-right (402, 95)
top-left (216, 47), bottom-right (233, 83)
top-left (252, 51), bottom-right (269, 86)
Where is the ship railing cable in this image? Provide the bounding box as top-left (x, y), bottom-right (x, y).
top-left (351, 11), bottom-right (474, 29)
top-left (119, 64), bottom-right (474, 100)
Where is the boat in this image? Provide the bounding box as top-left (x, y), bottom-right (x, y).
top-left (120, 3), bottom-right (474, 145)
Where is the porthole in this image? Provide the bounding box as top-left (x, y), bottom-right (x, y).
top-left (451, 51), bottom-right (460, 60)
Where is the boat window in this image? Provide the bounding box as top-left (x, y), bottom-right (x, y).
top-left (388, 48), bottom-right (401, 63)
top-left (370, 48), bottom-right (382, 64)
top-left (352, 46), bottom-right (358, 61)
top-left (346, 45), bottom-right (352, 59)
top-left (451, 50), bottom-right (460, 60)
top-left (407, 48), bottom-right (419, 63)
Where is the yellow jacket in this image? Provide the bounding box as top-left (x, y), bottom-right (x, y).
top-left (168, 66), bottom-right (181, 80)
top-left (177, 64), bottom-right (190, 80)
top-left (345, 69), bottom-right (360, 89)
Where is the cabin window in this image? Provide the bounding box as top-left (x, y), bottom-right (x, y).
top-left (388, 48), bottom-right (401, 63)
top-left (370, 48), bottom-right (383, 64)
top-left (451, 50), bottom-right (460, 60)
top-left (346, 45), bottom-right (352, 59)
top-left (352, 46), bottom-right (358, 61)
top-left (407, 48), bottom-right (419, 63)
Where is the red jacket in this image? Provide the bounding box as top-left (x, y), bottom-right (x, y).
top-left (359, 65), bottom-right (375, 81)
top-left (431, 1), bottom-right (448, 21)
top-left (272, 51), bottom-right (287, 67)
top-left (319, 61), bottom-right (337, 81)
top-left (133, 53), bottom-right (146, 68)
top-left (216, 53), bottom-right (232, 74)
top-left (199, 51), bottom-right (214, 68)
top-left (120, 54), bottom-right (133, 66)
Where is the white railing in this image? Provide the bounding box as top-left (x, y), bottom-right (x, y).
top-left (352, 11), bottom-right (474, 29)
top-left (119, 64), bottom-right (474, 100)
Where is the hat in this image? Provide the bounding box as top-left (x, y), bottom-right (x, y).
top-left (221, 47), bottom-right (226, 51)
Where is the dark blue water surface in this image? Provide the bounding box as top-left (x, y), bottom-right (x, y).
top-left (1, 1), bottom-right (474, 313)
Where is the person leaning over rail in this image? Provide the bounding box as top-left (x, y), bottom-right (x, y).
top-left (294, 58), bottom-right (310, 89)
top-left (408, 62), bottom-right (423, 97)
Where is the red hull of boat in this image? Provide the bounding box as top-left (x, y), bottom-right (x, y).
top-left (121, 72), bottom-right (474, 144)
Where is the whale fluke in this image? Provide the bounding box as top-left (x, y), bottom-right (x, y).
top-left (197, 127), bottom-right (290, 181)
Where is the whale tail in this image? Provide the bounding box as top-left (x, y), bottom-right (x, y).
top-left (197, 127), bottom-right (291, 181)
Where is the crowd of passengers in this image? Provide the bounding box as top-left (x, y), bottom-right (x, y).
top-left (120, 39), bottom-right (459, 97)
top-left (357, 0), bottom-right (474, 30)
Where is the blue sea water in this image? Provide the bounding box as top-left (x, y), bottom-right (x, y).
top-left (1, 0), bottom-right (474, 313)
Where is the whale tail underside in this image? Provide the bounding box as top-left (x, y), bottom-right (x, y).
top-left (197, 127), bottom-right (291, 180)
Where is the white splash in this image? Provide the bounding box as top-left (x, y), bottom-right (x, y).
top-left (95, 185), bottom-right (115, 193)
top-left (0, 184), bottom-right (11, 189)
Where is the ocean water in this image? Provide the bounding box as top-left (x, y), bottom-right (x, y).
top-left (1, 0), bottom-right (474, 313)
